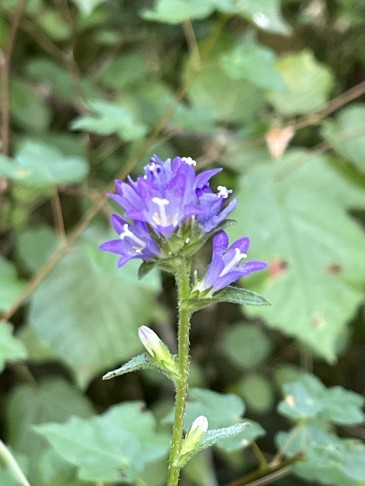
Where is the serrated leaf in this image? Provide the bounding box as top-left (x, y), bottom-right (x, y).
top-left (220, 40), bottom-right (285, 91)
top-left (0, 322), bottom-right (27, 373)
top-left (142, 0), bottom-right (214, 24)
top-left (278, 373), bottom-right (365, 424)
top-left (268, 50), bottom-right (333, 115)
top-left (6, 378), bottom-right (93, 484)
top-left (35, 402), bottom-right (169, 483)
top-left (0, 257), bottom-right (27, 313)
top-left (230, 150), bottom-right (365, 361)
top-left (322, 104), bottom-right (365, 173)
top-left (71, 100), bottom-right (147, 141)
top-left (28, 228), bottom-right (162, 388)
top-left (102, 353), bottom-right (153, 380)
top-left (0, 140), bottom-right (88, 187)
top-left (182, 389), bottom-right (264, 450)
top-left (187, 64), bottom-right (265, 123)
top-left (277, 424), bottom-right (365, 485)
top-left (198, 423), bottom-right (250, 451)
top-left (184, 388), bottom-right (245, 430)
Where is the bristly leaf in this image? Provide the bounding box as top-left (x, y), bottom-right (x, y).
top-left (185, 286), bottom-right (270, 312)
top-left (178, 422), bottom-right (251, 468)
top-left (198, 423), bottom-right (250, 451)
top-left (102, 353), bottom-right (153, 380)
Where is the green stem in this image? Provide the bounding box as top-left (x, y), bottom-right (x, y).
top-left (0, 438), bottom-right (31, 486)
top-left (167, 259), bottom-right (192, 486)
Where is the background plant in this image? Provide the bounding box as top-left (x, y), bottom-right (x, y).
top-left (0, 1), bottom-right (365, 485)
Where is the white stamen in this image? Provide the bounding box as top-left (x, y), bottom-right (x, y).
top-left (152, 197), bottom-right (170, 226)
top-left (217, 185), bottom-right (232, 199)
top-left (120, 223), bottom-right (145, 249)
top-left (219, 248), bottom-right (247, 276)
top-left (181, 157), bottom-right (196, 166)
top-left (149, 161), bottom-right (157, 172)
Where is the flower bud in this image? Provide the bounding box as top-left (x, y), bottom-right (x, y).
top-left (138, 326), bottom-right (177, 376)
top-left (180, 416), bottom-right (208, 457)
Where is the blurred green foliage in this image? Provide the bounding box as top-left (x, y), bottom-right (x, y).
top-left (0, 0), bottom-right (365, 485)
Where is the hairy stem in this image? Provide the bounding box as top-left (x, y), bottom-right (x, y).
top-left (167, 259), bottom-right (192, 486)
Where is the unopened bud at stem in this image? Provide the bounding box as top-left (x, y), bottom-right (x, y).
top-left (180, 416), bottom-right (208, 457)
top-left (138, 326), bottom-right (178, 376)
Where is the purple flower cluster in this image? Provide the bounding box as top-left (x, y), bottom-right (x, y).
top-left (100, 155), bottom-right (236, 267)
top-left (197, 231), bottom-right (268, 294)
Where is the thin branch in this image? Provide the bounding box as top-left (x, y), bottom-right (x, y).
top-left (50, 189), bottom-right (66, 241)
top-left (183, 19), bottom-right (200, 69)
top-left (0, 0), bottom-right (27, 156)
top-left (225, 453), bottom-right (304, 486)
top-left (0, 439), bottom-right (31, 486)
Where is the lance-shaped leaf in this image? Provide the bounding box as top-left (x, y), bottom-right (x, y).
top-left (198, 423), bottom-right (250, 452)
top-left (102, 353), bottom-right (153, 380)
top-left (185, 286), bottom-right (270, 313)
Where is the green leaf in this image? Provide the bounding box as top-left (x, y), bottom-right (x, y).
top-left (231, 373), bottom-right (274, 414)
top-left (230, 150), bottom-right (365, 361)
top-left (216, 0), bottom-right (291, 35)
top-left (187, 286), bottom-right (270, 312)
top-left (10, 78), bottom-right (51, 133)
top-left (322, 104), bottom-right (365, 173)
top-left (0, 322), bottom-right (27, 373)
top-left (223, 324), bottom-right (272, 369)
top-left (100, 54), bottom-right (149, 90)
top-left (38, 9), bottom-right (71, 41)
top-left (268, 50), bottom-right (334, 115)
top-left (102, 353), bottom-right (153, 380)
top-left (181, 388), bottom-right (265, 450)
top-left (142, 0), bottom-right (214, 24)
top-left (6, 378), bottom-right (94, 484)
top-left (71, 99), bottom-right (148, 141)
top-left (0, 140), bottom-right (88, 187)
top-left (322, 386), bottom-right (365, 425)
top-left (198, 423), bottom-right (250, 451)
top-left (214, 286), bottom-right (270, 306)
top-left (278, 373), bottom-right (365, 424)
top-left (187, 64), bottom-right (266, 123)
top-left (220, 40), bottom-right (285, 91)
top-left (28, 228), bottom-right (162, 388)
top-left (26, 58), bottom-right (99, 104)
top-left (35, 402), bottom-right (169, 483)
top-left (184, 388), bottom-right (245, 430)
top-left (10, 77), bottom-right (51, 135)
top-left (277, 424), bottom-right (365, 485)
top-left (0, 257), bottom-right (27, 313)
top-left (16, 225), bottom-right (59, 273)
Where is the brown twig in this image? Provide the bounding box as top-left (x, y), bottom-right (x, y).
top-left (225, 453), bottom-right (304, 486)
top-left (0, 0), bottom-right (28, 220)
top-left (50, 189), bottom-right (66, 241)
top-left (0, 0), bottom-right (27, 156)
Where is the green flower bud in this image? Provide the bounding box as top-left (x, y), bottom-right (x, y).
top-left (180, 416), bottom-right (208, 457)
top-left (138, 326), bottom-right (177, 376)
